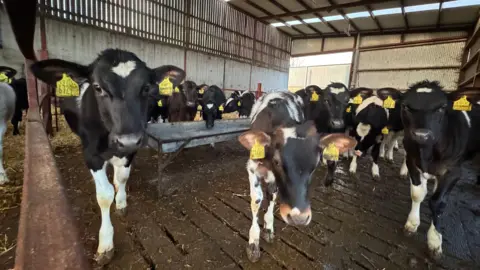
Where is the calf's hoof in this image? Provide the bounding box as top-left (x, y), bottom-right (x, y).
top-left (94, 248), bottom-right (115, 266)
top-left (246, 243), bottom-right (261, 262)
top-left (0, 173), bottom-right (9, 185)
top-left (264, 229), bottom-right (275, 243)
top-left (429, 247), bottom-right (443, 261)
top-left (372, 174), bottom-right (380, 181)
top-left (115, 207), bottom-right (127, 217)
top-left (403, 222), bottom-right (418, 237)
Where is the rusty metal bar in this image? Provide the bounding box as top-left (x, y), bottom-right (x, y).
top-left (15, 60), bottom-right (89, 270)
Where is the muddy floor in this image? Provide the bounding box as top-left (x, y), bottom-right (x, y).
top-left (2, 116), bottom-right (480, 270)
top-left (51, 124), bottom-right (480, 270)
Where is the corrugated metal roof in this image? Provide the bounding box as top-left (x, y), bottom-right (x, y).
top-left (226, 0), bottom-right (479, 38)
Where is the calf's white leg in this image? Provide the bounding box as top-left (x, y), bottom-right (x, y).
top-left (246, 160), bottom-right (263, 262)
top-left (404, 173), bottom-right (427, 234)
top-left (91, 163), bottom-right (115, 265)
top-left (0, 122), bottom-right (8, 184)
top-left (111, 157), bottom-right (131, 216)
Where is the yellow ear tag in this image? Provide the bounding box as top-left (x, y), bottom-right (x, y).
top-left (382, 127), bottom-right (389, 135)
top-left (197, 105), bottom-right (202, 111)
top-left (0, 73), bottom-right (12, 84)
top-left (158, 77), bottom-right (173, 96)
top-left (346, 106), bottom-right (351, 113)
top-left (383, 96), bottom-right (395, 109)
top-left (352, 95), bottom-right (363, 104)
top-left (199, 88), bottom-right (205, 94)
top-left (323, 143), bottom-right (339, 161)
top-left (453, 95), bottom-right (472, 111)
top-left (55, 73), bottom-right (80, 97)
top-left (310, 91), bottom-right (319, 102)
top-left (219, 105), bottom-right (224, 112)
top-left (250, 140), bottom-right (265, 160)
top-left (174, 87), bottom-right (180, 93)
top-left (237, 101), bottom-right (242, 106)
top-left (157, 100), bottom-right (163, 107)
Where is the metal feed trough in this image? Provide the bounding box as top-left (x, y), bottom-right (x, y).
top-left (145, 118), bottom-right (250, 195)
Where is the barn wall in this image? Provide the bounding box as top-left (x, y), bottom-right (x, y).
top-left (288, 64), bottom-right (351, 91)
top-left (459, 17), bottom-right (480, 88)
top-left (0, 11), bottom-right (288, 91)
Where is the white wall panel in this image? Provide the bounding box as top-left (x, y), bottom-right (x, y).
top-left (224, 60), bottom-right (251, 90)
top-left (251, 66), bottom-right (288, 92)
top-left (186, 51), bottom-right (224, 86)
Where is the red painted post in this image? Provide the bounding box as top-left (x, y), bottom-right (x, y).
top-left (256, 83), bottom-right (262, 99)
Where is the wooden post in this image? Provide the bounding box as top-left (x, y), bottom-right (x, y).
top-left (256, 83), bottom-right (262, 99)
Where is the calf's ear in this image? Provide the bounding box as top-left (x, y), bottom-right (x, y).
top-left (0, 66), bottom-right (17, 78)
top-left (30, 59), bottom-right (89, 85)
top-left (238, 131), bottom-right (271, 150)
top-left (448, 87), bottom-right (480, 105)
top-left (319, 133), bottom-right (357, 154)
top-left (152, 65), bottom-right (186, 87)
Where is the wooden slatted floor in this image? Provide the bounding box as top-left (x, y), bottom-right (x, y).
top-left (55, 140), bottom-right (480, 269)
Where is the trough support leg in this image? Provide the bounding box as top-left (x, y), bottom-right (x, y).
top-left (157, 139), bottom-right (192, 197)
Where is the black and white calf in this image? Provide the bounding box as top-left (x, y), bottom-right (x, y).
top-left (348, 96), bottom-right (389, 180)
top-left (0, 66), bottom-right (29, 135)
top-left (401, 81), bottom-right (480, 259)
top-left (202, 85), bottom-right (227, 129)
top-left (294, 85), bottom-right (322, 120)
top-left (376, 87), bottom-right (404, 164)
top-left (30, 49), bottom-right (186, 265)
top-left (224, 90), bottom-right (255, 118)
top-left (0, 82), bottom-right (16, 184)
top-left (239, 91), bottom-right (356, 262)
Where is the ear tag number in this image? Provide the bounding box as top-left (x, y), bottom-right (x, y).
top-left (159, 77), bottom-right (173, 96)
top-left (199, 88), bottom-right (205, 94)
top-left (346, 106), bottom-right (351, 113)
top-left (237, 101), bottom-right (242, 106)
top-left (56, 73), bottom-right (80, 97)
top-left (0, 73), bottom-right (12, 84)
top-left (382, 127), bottom-right (389, 135)
top-left (250, 140), bottom-right (265, 160)
top-left (453, 95), bottom-right (471, 111)
top-left (197, 105), bottom-right (202, 111)
top-left (310, 92), bottom-right (319, 102)
top-left (383, 96), bottom-right (395, 109)
top-left (323, 143), bottom-right (339, 161)
top-left (174, 87), bottom-right (180, 93)
top-left (157, 100), bottom-right (163, 107)
top-left (352, 95), bottom-right (363, 104)
top-left (219, 105), bottom-right (224, 112)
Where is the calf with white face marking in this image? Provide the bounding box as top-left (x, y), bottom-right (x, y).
top-left (348, 96), bottom-right (389, 180)
top-left (30, 49), bottom-right (185, 265)
top-left (224, 90), bottom-right (255, 118)
top-left (401, 81), bottom-right (480, 260)
top-left (376, 87), bottom-right (404, 165)
top-left (239, 92), bottom-right (356, 262)
top-left (202, 85), bottom-right (226, 129)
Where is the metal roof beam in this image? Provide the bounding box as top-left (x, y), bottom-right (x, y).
top-left (365, 4), bottom-right (382, 31)
top-left (400, 0), bottom-right (409, 29)
top-left (268, 0), bottom-right (325, 35)
top-left (436, 1), bottom-right (444, 29)
top-left (260, 0), bottom-right (393, 20)
top-left (244, 0), bottom-right (307, 36)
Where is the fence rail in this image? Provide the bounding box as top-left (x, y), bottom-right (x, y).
top-left (35, 0), bottom-right (291, 72)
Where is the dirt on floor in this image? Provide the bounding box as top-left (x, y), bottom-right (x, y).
top-left (2, 113), bottom-right (480, 270)
top-left (0, 123), bottom-right (25, 269)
